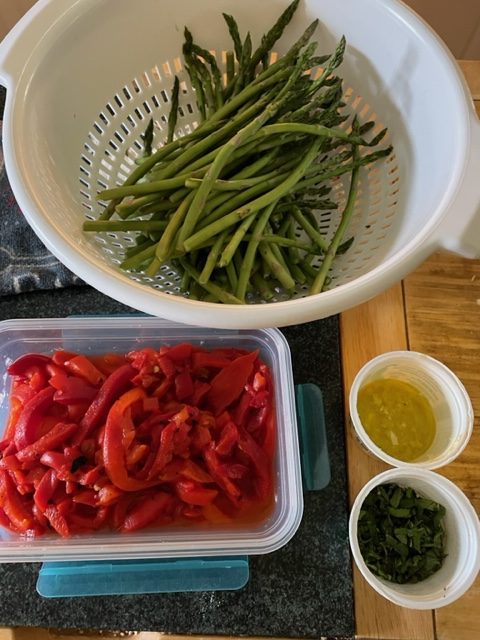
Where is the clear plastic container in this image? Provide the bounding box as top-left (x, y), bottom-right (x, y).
top-left (0, 317), bottom-right (303, 562)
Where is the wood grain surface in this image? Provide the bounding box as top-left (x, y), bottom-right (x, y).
top-left (341, 61), bottom-right (480, 640)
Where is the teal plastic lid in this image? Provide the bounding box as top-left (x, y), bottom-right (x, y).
top-left (37, 556), bottom-right (249, 597)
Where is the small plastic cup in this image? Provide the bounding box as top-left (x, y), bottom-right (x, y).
top-left (349, 467), bottom-right (480, 610)
top-left (349, 351), bottom-right (474, 469)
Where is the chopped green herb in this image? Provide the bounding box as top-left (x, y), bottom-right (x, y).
top-left (357, 482), bottom-right (447, 584)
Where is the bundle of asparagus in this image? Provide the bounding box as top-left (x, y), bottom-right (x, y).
top-left (84, 0), bottom-right (392, 304)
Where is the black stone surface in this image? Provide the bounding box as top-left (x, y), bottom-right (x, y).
top-left (0, 287), bottom-right (353, 639)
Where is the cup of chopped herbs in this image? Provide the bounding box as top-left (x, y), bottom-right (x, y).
top-left (349, 468), bottom-right (480, 609)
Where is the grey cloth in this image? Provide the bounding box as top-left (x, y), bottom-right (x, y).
top-left (0, 87), bottom-right (82, 295)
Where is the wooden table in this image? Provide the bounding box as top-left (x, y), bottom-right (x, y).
top-left (341, 60), bottom-right (480, 640)
top-left (0, 3), bottom-right (479, 639)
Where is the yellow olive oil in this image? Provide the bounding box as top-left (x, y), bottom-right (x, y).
top-left (357, 378), bottom-right (436, 462)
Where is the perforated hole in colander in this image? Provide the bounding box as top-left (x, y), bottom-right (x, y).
top-left (79, 52), bottom-right (399, 302)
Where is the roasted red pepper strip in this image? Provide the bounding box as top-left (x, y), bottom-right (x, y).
top-left (215, 421), bottom-right (239, 457)
top-left (103, 387), bottom-right (158, 491)
top-left (175, 370), bottom-right (194, 401)
top-left (176, 479), bottom-right (218, 506)
top-left (203, 444), bottom-right (241, 500)
top-left (64, 355), bottom-right (106, 387)
top-left (7, 354), bottom-right (52, 377)
top-left (72, 489), bottom-right (97, 507)
top-left (206, 351), bottom-right (258, 414)
top-left (192, 352), bottom-right (232, 370)
top-left (45, 505), bottom-right (70, 537)
top-left (146, 420), bottom-right (178, 480)
top-left (40, 451), bottom-right (71, 478)
top-left (53, 376), bottom-right (98, 405)
top-left (162, 343), bottom-right (193, 362)
top-left (14, 386), bottom-right (55, 450)
top-left (73, 363), bottom-right (136, 444)
top-left (120, 492), bottom-right (171, 532)
top-left (0, 470), bottom-right (34, 531)
top-left (97, 484), bottom-right (123, 506)
top-left (88, 353), bottom-right (127, 377)
top-left (16, 422), bottom-right (77, 463)
top-left (34, 469), bottom-right (59, 512)
top-left (52, 350), bottom-right (78, 366)
top-left (238, 426), bottom-right (272, 501)
top-left (181, 459), bottom-right (214, 483)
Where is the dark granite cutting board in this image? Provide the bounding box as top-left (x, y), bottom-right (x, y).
top-left (0, 287), bottom-right (353, 639)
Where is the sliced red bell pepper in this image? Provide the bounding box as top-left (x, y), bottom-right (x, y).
top-left (191, 425), bottom-right (212, 453)
top-left (175, 370), bottom-right (194, 401)
top-left (16, 422), bottom-right (77, 463)
top-left (152, 377), bottom-right (172, 399)
top-left (111, 494), bottom-right (135, 530)
top-left (64, 355), bottom-right (106, 387)
top-left (176, 479), bottom-right (218, 506)
top-left (88, 353), bottom-right (127, 376)
top-left (65, 481), bottom-right (77, 495)
top-left (146, 421), bottom-right (177, 479)
top-left (190, 381), bottom-right (211, 406)
top-left (97, 484), bottom-right (123, 506)
top-left (45, 505), bottom-right (70, 537)
top-left (3, 397), bottom-right (23, 441)
top-left (161, 342), bottom-right (193, 362)
top-left (158, 459), bottom-right (184, 482)
top-left (219, 463), bottom-right (249, 479)
top-left (68, 512), bottom-right (96, 532)
top-left (93, 506), bottom-right (110, 529)
top-left (0, 506), bottom-right (19, 532)
top-left (120, 492), bottom-right (171, 532)
top-left (40, 451), bottom-right (71, 480)
top-left (215, 421), bottom-right (239, 457)
top-left (238, 426), bottom-right (272, 501)
top-left (77, 465), bottom-right (103, 487)
top-left (53, 376), bottom-right (98, 405)
top-left (0, 455), bottom-right (22, 471)
top-left (46, 362), bottom-right (68, 381)
top-left (34, 469), bottom-right (59, 512)
top-left (73, 363), bottom-right (136, 444)
top-left (206, 350), bottom-right (258, 414)
top-left (11, 381), bottom-right (36, 405)
top-left (157, 354), bottom-right (176, 378)
top-left (125, 443), bottom-right (148, 467)
top-left (203, 444), bottom-right (241, 500)
top-left (7, 354), bottom-right (52, 377)
top-left (25, 466), bottom-right (48, 489)
top-left (52, 350), bottom-right (78, 366)
top-left (72, 489), bottom-right (97, 507)
top-left (32, 504), bottom-right (49, 528)
top-left (27, 366), bottom-right (49, 392)
top-left (0, 470), bottom-right (34, 531)
top-left (103, 387), bottom-right (158, 491)
top-left (181, 459), bottom-right (214, 484)
top-left (14, 386), bottom-right (55, 450)
top-left (192, 352), bottom-right (233, 370)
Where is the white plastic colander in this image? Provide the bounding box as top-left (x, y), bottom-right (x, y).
top-left (0, 0), bottom-right (479, 328)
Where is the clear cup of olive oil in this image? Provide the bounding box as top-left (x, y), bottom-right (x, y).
top-left (349, 351), bottom-right (474, 469)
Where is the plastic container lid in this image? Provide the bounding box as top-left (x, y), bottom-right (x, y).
top-left (349, 351), bottom-right (474, 469)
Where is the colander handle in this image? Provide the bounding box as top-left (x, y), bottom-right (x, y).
top-left (435, 113), bottom-right (480, 259)
top-left (0, 0), bottom-right (79, 87)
